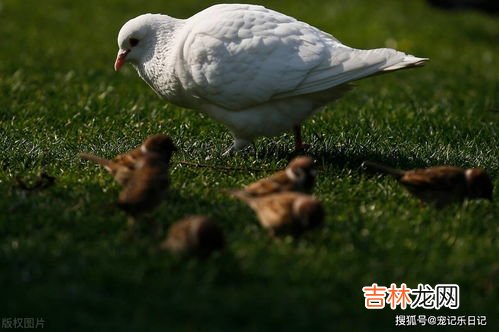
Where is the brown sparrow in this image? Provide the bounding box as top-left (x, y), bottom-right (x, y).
top-left (117, 153), bottom-right (173, 217)
top-left (241, 156), bottom-right (316, 196)
top-left (229, 191), bottom-right (324, 236)
top-left (160, 215), bottom-right (225, 257)
top-left (79, 134), bottom-right (176, 185)
top-left (362, 161), bottom-right (493, 208)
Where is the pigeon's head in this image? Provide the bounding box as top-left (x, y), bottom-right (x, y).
top-left (115, 14), bottom-right (163, 71)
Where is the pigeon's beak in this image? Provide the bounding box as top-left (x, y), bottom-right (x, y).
top-left (114, 49), bottom-right (130, 71)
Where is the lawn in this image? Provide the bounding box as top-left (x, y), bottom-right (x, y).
top-left (0, 0), bottom-right (498, 330)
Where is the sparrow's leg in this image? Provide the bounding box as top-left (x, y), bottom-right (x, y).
top-left (124, 216), bottom-right (138, 241)
top-left (269, 228), bottom-right (277, 238)
top-left (127, 216), bottom-right (136, 229)
top-left (293, 125), bottom-right (310, 152)
top-left (149, 219), bottom-right (163, 238)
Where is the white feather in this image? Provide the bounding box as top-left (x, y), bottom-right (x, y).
top-left (116, 4), bottom-right (428, 152)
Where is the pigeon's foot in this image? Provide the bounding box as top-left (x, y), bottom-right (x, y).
top-left (222, 145), bottom-right (235, 157)
top-left (222, 138), bottom-right (252, 156)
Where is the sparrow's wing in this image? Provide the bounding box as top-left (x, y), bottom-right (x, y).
top-left (177, 4), bottom-right (427, 110)
top-left (118, 170), bottom-right (152, 206)
top-left (244, 171), bottom-right (289, 196)
top-left (400, 167), bottom-right (465, 192)
top-left (161, 220), bottom-right (191, 252)
top-left (254, 194), bottom-right (294, 230)
top-left (118, 159), bottom-right (169, 213)
top-left (245, 180), bottom-right (282, 196)
top-left (113, 147), bottom-right (142, 169)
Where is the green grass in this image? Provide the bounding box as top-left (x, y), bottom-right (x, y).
top-left (1, 0), bottom-right (498, 330)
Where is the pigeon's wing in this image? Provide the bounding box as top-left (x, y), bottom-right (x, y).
top-left (177, 4), bottom-right (426, 110)
top-left (274, 48), bottom-right (426, 99)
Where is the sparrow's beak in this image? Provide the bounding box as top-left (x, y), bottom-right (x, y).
top-left (114, 49), bottom-right (130, 71)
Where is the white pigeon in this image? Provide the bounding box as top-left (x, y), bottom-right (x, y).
top-left (115, 4), bottom-right (427, 155)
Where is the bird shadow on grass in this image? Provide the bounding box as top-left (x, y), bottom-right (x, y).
top-left (310, 146), bottom-right (431, 174)
top-left (178, 136), bottom-right (438, 174)
top-left (242, 134), bottom-right (437, 174)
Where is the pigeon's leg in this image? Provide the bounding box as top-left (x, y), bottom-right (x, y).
top-left (252, 142), bottom-right (258, 159)
top-left (222, 144), bottom-right (235, 157)
top-left (293, 125), bottom-right (310, 152)
top-left (222, 138), bottom-right (251, 156)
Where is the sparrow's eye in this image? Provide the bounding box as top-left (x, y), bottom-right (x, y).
top-left (130, 38), bottom-right (139, 47)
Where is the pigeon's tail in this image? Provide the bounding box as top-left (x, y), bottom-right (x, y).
top-left (362, 161), bottom-right (405, 179)
top-left (380, 52), bottom-right (428, 72)
top-left (352, 48), bottom-right (428, 77)
top-left (78, 152), bottom-right (112, 167)
top-left (275, 47), bottom-right (428, 99)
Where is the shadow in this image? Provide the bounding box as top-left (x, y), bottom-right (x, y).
top-left (309, 146), bottom-right (432, 174)
top-left (427, 0), bottom-right (499, 14)
top-left (253, 144), bottom-right (301, 162)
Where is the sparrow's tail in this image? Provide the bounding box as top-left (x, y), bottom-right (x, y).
top-left (78, 152), bottom-right (112, 167)
top-left (362, 161), bottom-right (405, 179)
top-left (222, 188), bottom-right (252, 203)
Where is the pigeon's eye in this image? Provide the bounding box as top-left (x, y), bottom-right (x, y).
top-left (129, 38), bottom-right (139, 47)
